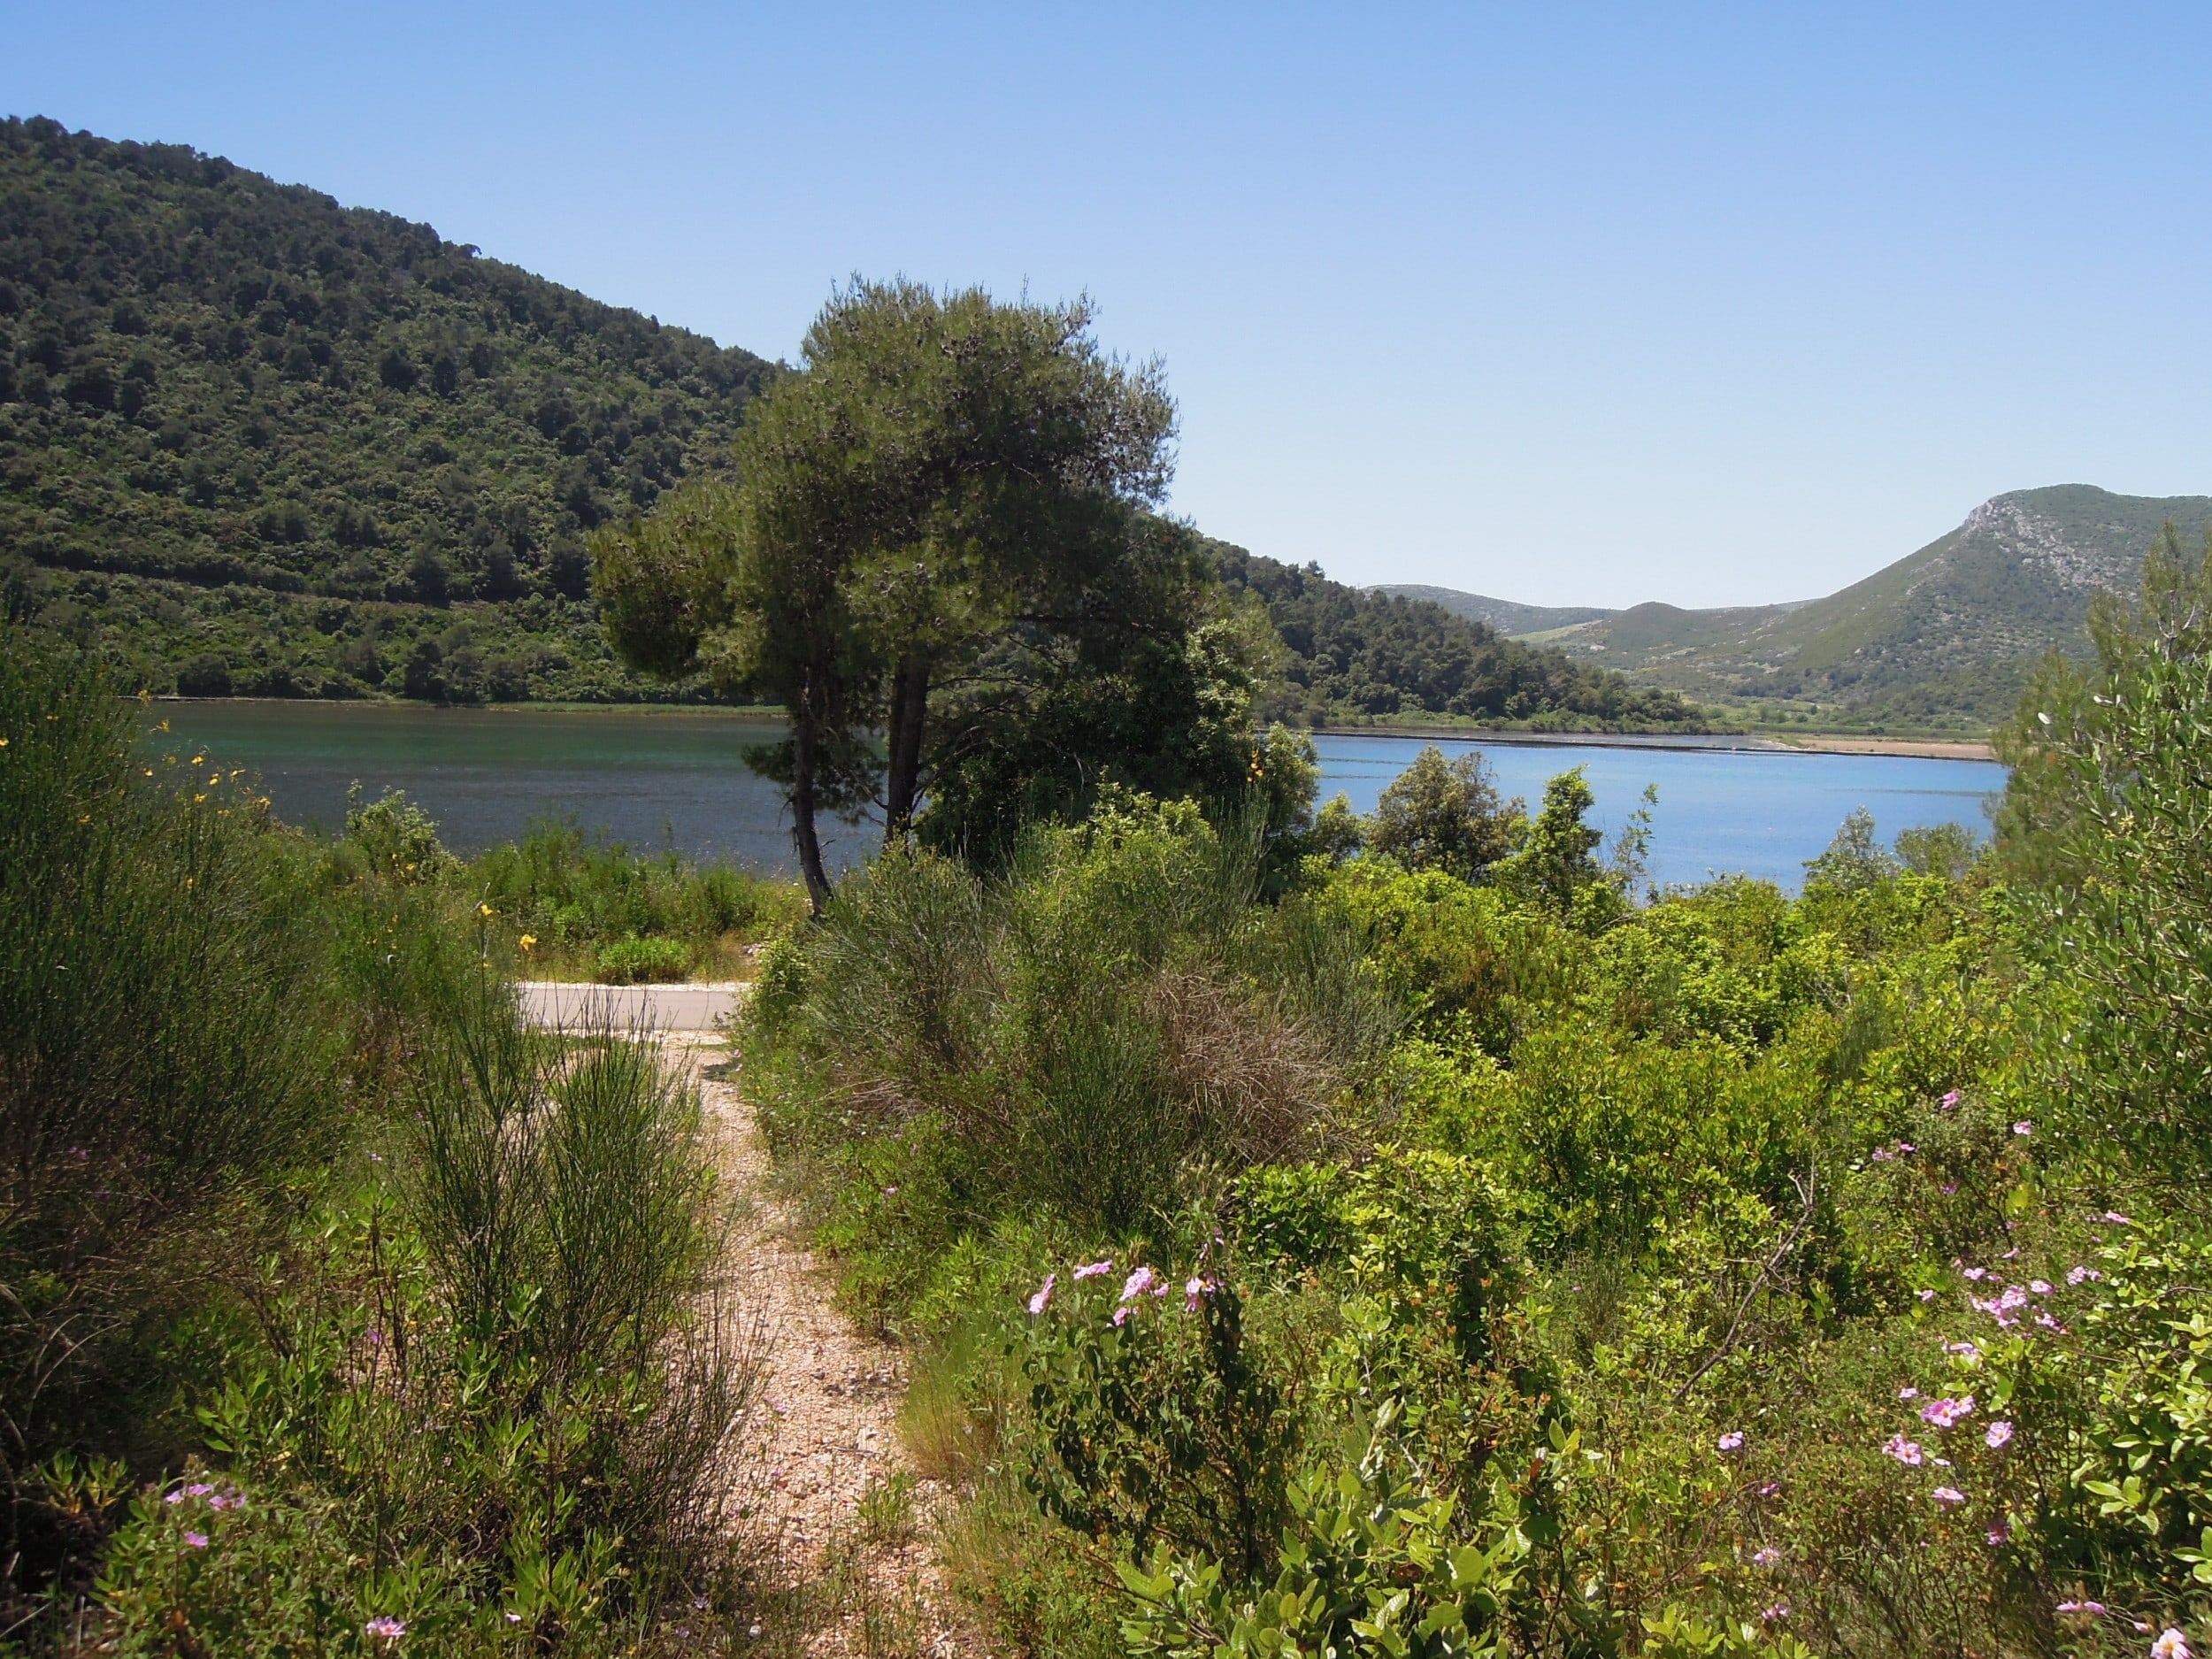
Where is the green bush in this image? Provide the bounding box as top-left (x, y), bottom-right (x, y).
top-left (0, 635), bottom-right (348, 1593)
top-left (595, 933), bottom-right (695, 984)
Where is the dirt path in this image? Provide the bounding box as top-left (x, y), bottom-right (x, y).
top-left (674, 1038), bottom-right (975, 1658)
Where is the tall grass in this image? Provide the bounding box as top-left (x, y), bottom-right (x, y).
top-left (0, 634), bottom-right (347, 1591)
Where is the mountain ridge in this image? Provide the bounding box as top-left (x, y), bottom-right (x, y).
top-left (1378, 483), bottom-right (2212, 729)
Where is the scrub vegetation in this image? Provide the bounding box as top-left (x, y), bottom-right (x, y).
top-left (737, 530), bottom-right (2212, 1656)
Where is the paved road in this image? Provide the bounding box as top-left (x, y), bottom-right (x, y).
top-left (515, 980), bottom-right (742, 1034)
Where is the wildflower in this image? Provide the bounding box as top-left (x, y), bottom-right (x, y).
top-left (1933, 1486), bottom-right (1966, 1508)
top-left (2056, 1599), bottom-right (2108, 1617)
top-left (2068, 1265), bottom-right (2101, 1286)
top-left (183, 1531), bottom-right (209, 1548)
top-left (208, 1491), bottom-right (242, 1510)
top-left (1184, 1276), bottom-right (1214, 1312)
top-left (1921, 1395), bottom-right (1975, 1429)
top-left (2152, 1629), bottom-right (2192, 1659)
top-left (1761, 1603), bottom-right (1790, 1624)
top-left (1071, 1259), bottom-right (1113, 1280)
top-left (1897, 1142), bottom-right (1916, 1155)
top-left (1946, 1340), bottom-right (1980, 1358)
top-left (1940, 1180), bottom-right (1959, 1194)
top-left (1027, 1273), bottom-right (1056, 1316)
top-left (1962, 1266), bottom-right (1989, 1281)
top-left (1752, 1547), bottom-right (1781, 1566)
top-left (1871, 1146), bottom-right (1893, 1164)
top-left (479, 902), bottom-right (493, 917)
top-left (163, 1489), bottom-right (185, 1505)
top-left (1998, 1285), bottom-right (2028, 1310)
top-left (1917, 1288), bottom-right (1938, 1302)
top-left (1898, 1386), bottom-right (1919, 1400)
top-left (1985, 1420), bottom-right (2014, 1449)
top-left (191, 754), bottom-right (204, 765)
top-left (1884, 1434), bottom-right (1925, 1465)
top-left (1119, 1266), bottom-right (1159, 1302)
top-left (1986, 1521), bottom-right (2011, 1545)
top-left (365, 1616), bottom-right (407, 1640)
top-left (2035, 1311), bottom-right (2067, 1332)
top-left (187, 1483), bottom-right (212, 1497)
top-left (1757, 1481), bottom-right (1781, 1496)
top-left (2013, 1121), bottom-right (2033, 1137)
top-left (518, 933), bottom-right (538, 952)
top-left (1110, 1305), bottom-right (1131, 1328)
top-left (2030, 1279), bottom-right (2053, 1296)
top-left (1717, 1431), bottom-right (1745, 1452)
top-left (1939, 1089), bottom-right (1962, 1109)
top-left (2101, 1210), bottom-right (2133, 1225)
top-left (157, 719), bottom-right (169, 732)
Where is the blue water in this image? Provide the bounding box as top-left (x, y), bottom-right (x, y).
top-left (1311, 734), bottom-right (2005, 892)
top-left (150, 703), bottom-right (2006, 894)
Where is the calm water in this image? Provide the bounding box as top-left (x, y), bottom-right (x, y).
top-left (150, 703), bottom-right (2007, 893)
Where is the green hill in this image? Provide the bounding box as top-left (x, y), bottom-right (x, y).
top-left (1396, 486), bottom-right (2212, 731)
top-left (1367, 584), bottom-right (1612, 636)
top-left (0, 116), bottom-right (1697, 728)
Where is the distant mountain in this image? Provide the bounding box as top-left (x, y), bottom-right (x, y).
top-left (1, 117), bottom-right (1693, 728)
top-left (1389, 486), bottom-right (2212, 730)
top-left (1368, 585), bottom-right (1612, 636)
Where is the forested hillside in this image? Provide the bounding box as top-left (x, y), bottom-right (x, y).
top-left (1211, 541), bottom-right (1699, 727)
top-left (0, 116), bottom-right (768, 701)
top-left (0, 117), bottom-right (1696, 726)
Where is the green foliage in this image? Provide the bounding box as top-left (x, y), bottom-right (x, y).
top-left (0, 118), bottom-right (770, 703)
top-left (1997, 525), bottom-right (2212, 1176)
top-left (0, 634), bottom-right (349, 1587)
top-left (595, 933), bottom-right (695, 984)
top-left (1367, 745), bottom-right (1525, 880)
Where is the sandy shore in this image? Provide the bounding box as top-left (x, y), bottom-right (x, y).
top-left (1771, 734), bottom-right (1996, 761)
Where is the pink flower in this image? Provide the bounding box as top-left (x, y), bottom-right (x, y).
top-left (2057, 1599), bottom-right (2108, 1617)
top-left (186, 1483), bottom-right (212, 1497)
top-left (2035, 1311), bottom-right (2067, 1332)
top-left (1946, 1340), bottom-right (1980, 1358)
top-left (365, 1617), bottom-right (407, 1640)
top-left (1027, 1273), bottom-right (1056, 1316)
top-left (1717, 1431), bottom-right (1745, 1452)
top-left (1183, 1276), bottom-right (1214, 1312)
top-left (1921, 1395), bottom-right (1976, 1429)
top-left (1761, 1603), bottom-right (1790, 1624)
top-left (1110, 1305), bottom-right (1131, 1327)
top-left (2100, 1210), bottom-right (2133, 1225)
top-left (1985, 1420), bottom-right (2014, 1449)
top-left (207, 1492), bottom-right (242, 1511)
top-left (1939, 1090), bottom-right (1962, 1110)
top-left (1986, 1521), bottom-right (2011, 1545)
top-left (1940, 1181), bottom-right (1960, 1194)
top-left (1752, 1547), bottom-right (1781, 1566)
top-left (1897, 1142), bottom-right (1916, 1155)
top-left (2030, 1279), bottom-right (2054, 1296)
top-left (183, 1531), bottom-right (209, 1548)
top-left (1118, 1266), bottom-right (1160, 1302)
top-left (1933, 1486), bottom-right (1966, 1507)
top-left (1898, 1386), bottom-right (1919, 1400)
top-left (1071, 1259), bottom-right (1113, 1280)
top-left (2152, 1629), bottom-right (2192, 1659)
top-left (2069, 1265), bottom-right (2102, 1285)
top-left (1884, 1434), bottom-right (1925, 1465)
top-left (2012, 1120), bottom-right (2033, 1137)
top-left (1917, 1288), bottom-right (1938, 1302)
top-left (1962, 1266), bottom-right (1989, 1281)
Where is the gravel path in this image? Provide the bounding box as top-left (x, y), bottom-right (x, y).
top-left (683, 1039), bottom-right (975, 1657)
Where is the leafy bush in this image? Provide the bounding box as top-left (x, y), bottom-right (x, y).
top-left (0, 635), bottom-right (348, 1594)
top-left (595, 933), bottom-right (695, 983)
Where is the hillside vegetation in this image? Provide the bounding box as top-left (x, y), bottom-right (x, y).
top-left (1, 118), bottom-right (1694, 730)
top-left (1388, 485), bottom-right (2212, 732)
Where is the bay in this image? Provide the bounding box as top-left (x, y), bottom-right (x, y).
top-left (150, 702), bottom-right (2007, 893)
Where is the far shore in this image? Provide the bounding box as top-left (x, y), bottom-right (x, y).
top-left (142, 695), bottom-right (1999, 761)
top-left (1316, 724), bottom-right (1998, 762)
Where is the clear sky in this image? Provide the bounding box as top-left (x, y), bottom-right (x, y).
top-left (10, 3), bottom-right (2210, 605)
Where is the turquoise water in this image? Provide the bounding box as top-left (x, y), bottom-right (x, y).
top-left (150, 703), bottom-right (2007, 893)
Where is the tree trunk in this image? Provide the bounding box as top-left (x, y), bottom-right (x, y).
top-left (789, 678), bottom-right (834, 916)
top-left (882, 654), bottom-right (931, 841)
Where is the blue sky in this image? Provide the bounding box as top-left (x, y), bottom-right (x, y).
top-left (10, 3), bottom-right (2210, 604)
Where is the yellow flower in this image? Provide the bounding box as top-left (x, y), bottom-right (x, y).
top-left (478, 902), bottom-right (494, 918)
top-left (0, 737), bottom-right (9, 749)
top-left (518, 933), bottom-right (539, 952)
top-left (137, 688), bottom-right (151, 705)
top-left (191, 755), bottom-right (204, 765)
top-left (77, 813), bottom-right (90, 825)
top-left (193, 793), bottom-right (207, 803)
top-left (157, 719), bottom-right (170, 733)
top-left (208, 773), bottom-right (220, 786)
top-left (142, 768), bottom-right (153, 777)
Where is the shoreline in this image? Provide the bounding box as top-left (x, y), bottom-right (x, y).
top-left (1314, 725), bottom-right (1997, 762)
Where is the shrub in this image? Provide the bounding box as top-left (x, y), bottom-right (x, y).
top-left (0, 636), bottom-right (347, 1594)
top-left (595, 933), bottom-right (695, 984)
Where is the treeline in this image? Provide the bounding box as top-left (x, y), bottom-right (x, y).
top-left (1210, 539), bottom-right (1701, 728)
top-left (0, 119), bottom-right (1698, 730)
